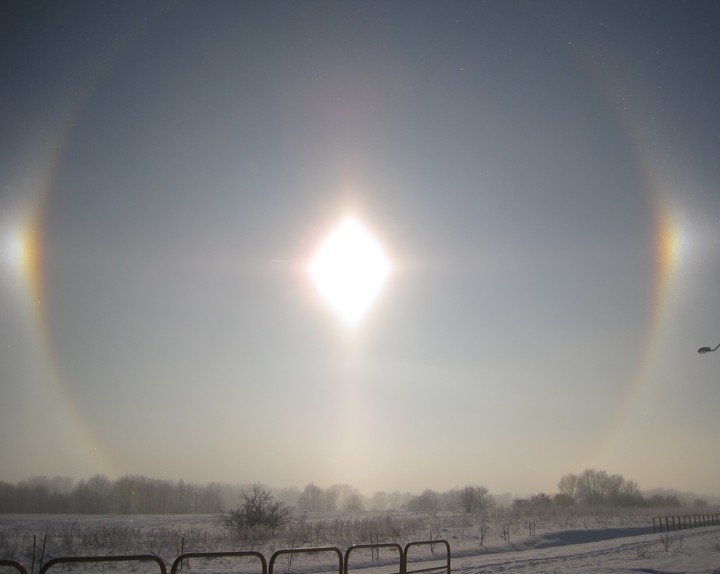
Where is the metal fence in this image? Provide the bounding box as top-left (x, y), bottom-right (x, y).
top-left (0, 561), bottom-right (28, 574)
top-left (39, 555), bottom-right (167, 574)
top-left (345, 543), bottom-right (403, 574)
top-left (652, 513), bottom-right (720, 533)
top-left (3, 540), bottom-right (450, 574)
top-left (171, 551), bottom-right (266, 574)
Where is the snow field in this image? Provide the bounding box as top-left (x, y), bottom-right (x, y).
top-left (1, 512), bottom-right (719, 574)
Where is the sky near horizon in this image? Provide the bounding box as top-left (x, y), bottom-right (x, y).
top-left (1, 1), bottom-right (720, 498)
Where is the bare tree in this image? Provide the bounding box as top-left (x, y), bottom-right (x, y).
top-left (324, 487), bottom-right (338, 512)
top-left (221, 483), bottom-right (292, 538)
top-left (458, 485), bottom-right (492, 514)
top-left (407, 489), bottom-right (441, 512)
top-left (557, 473), bottom-right (579, 499)
top-left (559, 469), bottom-right (644, 507)
top-left (298, 483), bottom-right (324, 512)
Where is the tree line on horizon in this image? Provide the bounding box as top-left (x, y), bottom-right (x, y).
top-left (0, 475), bottom-right (226, 514)
top-left (512, 469), bottom-right (709, 511)
top-left (0, 469), bottom-right (711, 515)
top-left (0, 476), bottom-right (406, 515)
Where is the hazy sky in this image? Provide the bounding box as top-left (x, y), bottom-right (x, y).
top-left (2, 1), bottom-right (720, 498)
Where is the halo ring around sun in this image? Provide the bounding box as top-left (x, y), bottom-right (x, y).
top-left (6, 21), bottom-right (684, 480)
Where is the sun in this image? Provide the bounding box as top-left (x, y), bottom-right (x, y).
top-left (308, 217), bottom-right (391, 326)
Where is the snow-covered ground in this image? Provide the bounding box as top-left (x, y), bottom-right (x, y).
top-left (1, 513), bottom-right (719, 574)
top-left (452, 525), bottom-right (720, 573)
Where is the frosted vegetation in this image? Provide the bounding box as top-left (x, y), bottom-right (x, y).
top-left (1, 469), bottom-right (714, 515)
top-left (1, 508), bottom-right (720, 574)
top-left (1, 470), bottom-right (719, 573)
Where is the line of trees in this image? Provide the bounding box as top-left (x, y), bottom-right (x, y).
top-left (0, 476), bottom-right (418, 515)
top-left (296, 483), bottom-right (365, 512)
top-left (0, 475), bottom-right (225, 514)
top-left (3, 470), bottom-right (709, 515)
top-left (512, 469), bottom-right (690, 512)
top-left (556, 468), bottom-right (685, 508)
top-left (558, 468), bottom-right (643, 506)
top-left (406, 485), bottom-right (494, 514)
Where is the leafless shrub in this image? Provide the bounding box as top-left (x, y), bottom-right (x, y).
top-left (220, 484), bottom-right (292, 542)
top-left (478, 523), bottom-right (489, 547)
top-left (659, 533), bottom-right (674, 552)
top-left (633, 542), bottom-right (651, 558)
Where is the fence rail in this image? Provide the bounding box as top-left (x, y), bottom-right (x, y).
top-left (7, 541), bottom-right (450, 574)
top-left (0, 561), bottom-right (28, 574)
top-left (405, 540), bottom-right (451, 574)
top-left (345, 543), bottom-right (403, 574)
top-left (652, 513), bottom-right (720, 533)
top-left (170, 551), bottom-right (267, 574)
top-left (269, 546), bottom-right (343, 574)
top-left (38, 555), bottom-right (167, 574)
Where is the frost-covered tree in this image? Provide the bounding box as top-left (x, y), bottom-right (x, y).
top-left (457, 485), bottom-right (493, 514)
top-left (407, 489), bottom-right (441, 512)
top-left (221, 483), bottom-right (292, 537)
top-left (558, 469), bottom-right (644, 507)
top-left (298, 483), bottom-right (324, 512)
top-left (557, 473), bottom-right (579, 498)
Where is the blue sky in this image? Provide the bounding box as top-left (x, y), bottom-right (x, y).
top-left (1, 1), bottom-right (719, 497)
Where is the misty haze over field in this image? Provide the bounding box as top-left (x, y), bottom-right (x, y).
top-left (3, 470), bottom-right (720, 516)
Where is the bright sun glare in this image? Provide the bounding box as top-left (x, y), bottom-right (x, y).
top-left (309, 218), bottom-right (391, 326)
